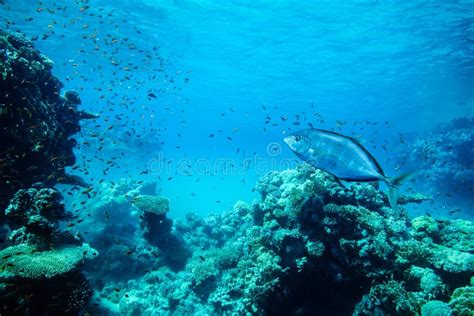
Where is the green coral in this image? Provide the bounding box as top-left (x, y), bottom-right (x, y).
top-left (256, 166), bottom-right (326, 221)
top-left (411, 216), bottom-right (474, 253)
top-left (0, 243), bottom-right (97, 279)
top-left (354, 280), bottom-right (419, 315)
top-left (351, 183), bottom-right (385, 209)
top-left (407, 266), bottom-right (446, 299)
top-left (438, 219), bottom-right (474, 253)
top-left (213, 243), bottom-right (242, 270)
top-left (421, 300), bottom-right (452, 316)
top-left (412, 216), bottom-right (440, 241)
top-left (396, 239), bottom-right (474, 274)
top-left (188, 243), bottom-right (243, 286)
top-left (398, 193), bottom-right (432, 205)
top-left (188, 256), bottom-right (218, 286)
top-left (305, 240), bottom-right (325, 257)
top-left (430, 246), bottom-right (474, 273)
top-left (449, 284), bottom-right (474, 316)
top-left (324, 203), bottom-right (402, 272)
top-left (132, 195), bottom-right (170, 214)
top-left (400, 218), bottom-right (474, 274)
top-left (232, 200), bottom-right (251, 217)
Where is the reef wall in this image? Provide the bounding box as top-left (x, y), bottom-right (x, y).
top-left (93, 165), bottom-right (473, 315)
top-left (0, 30), bottom-right (97, 314)
top-left (411, 117), bottom-right (474, 204)
top-left (0, 30), bottom-right (95, 212)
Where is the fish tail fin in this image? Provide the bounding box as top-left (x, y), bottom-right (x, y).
top-left (387, 185), bottom-right (399, 212)
top-left (386, 172), bottom-right (416, 211)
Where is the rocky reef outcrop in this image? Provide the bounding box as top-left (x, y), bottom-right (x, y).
top-left (0, 185), bottom-right (98, 314)
top-left (0, 29), bottom-right (96, 212)
top-left (411, 116), bottom-right (474, 203)
top-left (0, 30), bottom-right (97, 314)
top-left (133, 195), bottom-right (191, 271)
top-left (96, 164), bottom-right (473, 315)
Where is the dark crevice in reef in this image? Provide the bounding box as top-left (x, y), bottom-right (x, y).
top-left (265, 266), bottom-right (370, 316)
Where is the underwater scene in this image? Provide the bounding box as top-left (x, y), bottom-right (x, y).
top-left (0, 0), bottom-right (473, 315)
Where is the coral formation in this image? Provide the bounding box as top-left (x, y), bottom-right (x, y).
top-left (79, 180), bottom-right (157, 282)
top-left (0, 29), bottom-right (96, 212)
top-left (5, 185), bottom-right (77, 248)
top-left (412, 116), bottom-right (474, 203)
top-left (0, 243), bottom-right (97, 279)
top-left (0, 27), bottom-right (472, 316)
top-left (449, 282), bottom-right (474, 315)
top-left (133, 195), bottom-right (191, 270)
top-left (0, 205), bottom-right (97, 314)
top-left (133, 194), bottom-right (170, 215)
top-left (92, 164), bottom-right (472, 315)
top-left (421, 300), bottom-right (452, 316)
top-left (0, 30), bottom-right (97, 314)
top-left (0, 185), bottom-right (98, 314)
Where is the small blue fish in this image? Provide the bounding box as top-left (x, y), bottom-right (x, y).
top-left (284, 128), bottom-right (411, 210)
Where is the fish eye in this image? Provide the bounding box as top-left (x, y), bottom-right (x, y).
top-left (295, 135), bottom-right (301, 141)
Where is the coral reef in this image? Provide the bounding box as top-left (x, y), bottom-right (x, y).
top-left (1, 27), bottom-right (472, 316)
top-left (5, 185), bottom-right (77, 248)
top-left (78, 180), bottom-right (168, 288)
top-left (0, 243), bottom-right (96, 279)
top-left (449, 281), bottom-right (474, 315)
top-left (421, 300), bottom-right (452, 316)
top-left (94, 164), bottom-right (472, 315)
top-left (0, 30), bottom-right (97, 314)
top-left (411, 116), bottom-right (474, 203)
top-left (0, 29), bottom-right (96, 212)
top-left (0, 185), bottom-right (98, 314)
top-left (133, 195), bottom-right (191, 270)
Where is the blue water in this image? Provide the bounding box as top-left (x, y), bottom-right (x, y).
top-left (2, 1), bottom-right (473, 219)
top-left (2, 1), bottom-right (474, 314)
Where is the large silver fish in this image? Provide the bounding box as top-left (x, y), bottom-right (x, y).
top-left (284, 128), bottom-right (410, 210)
